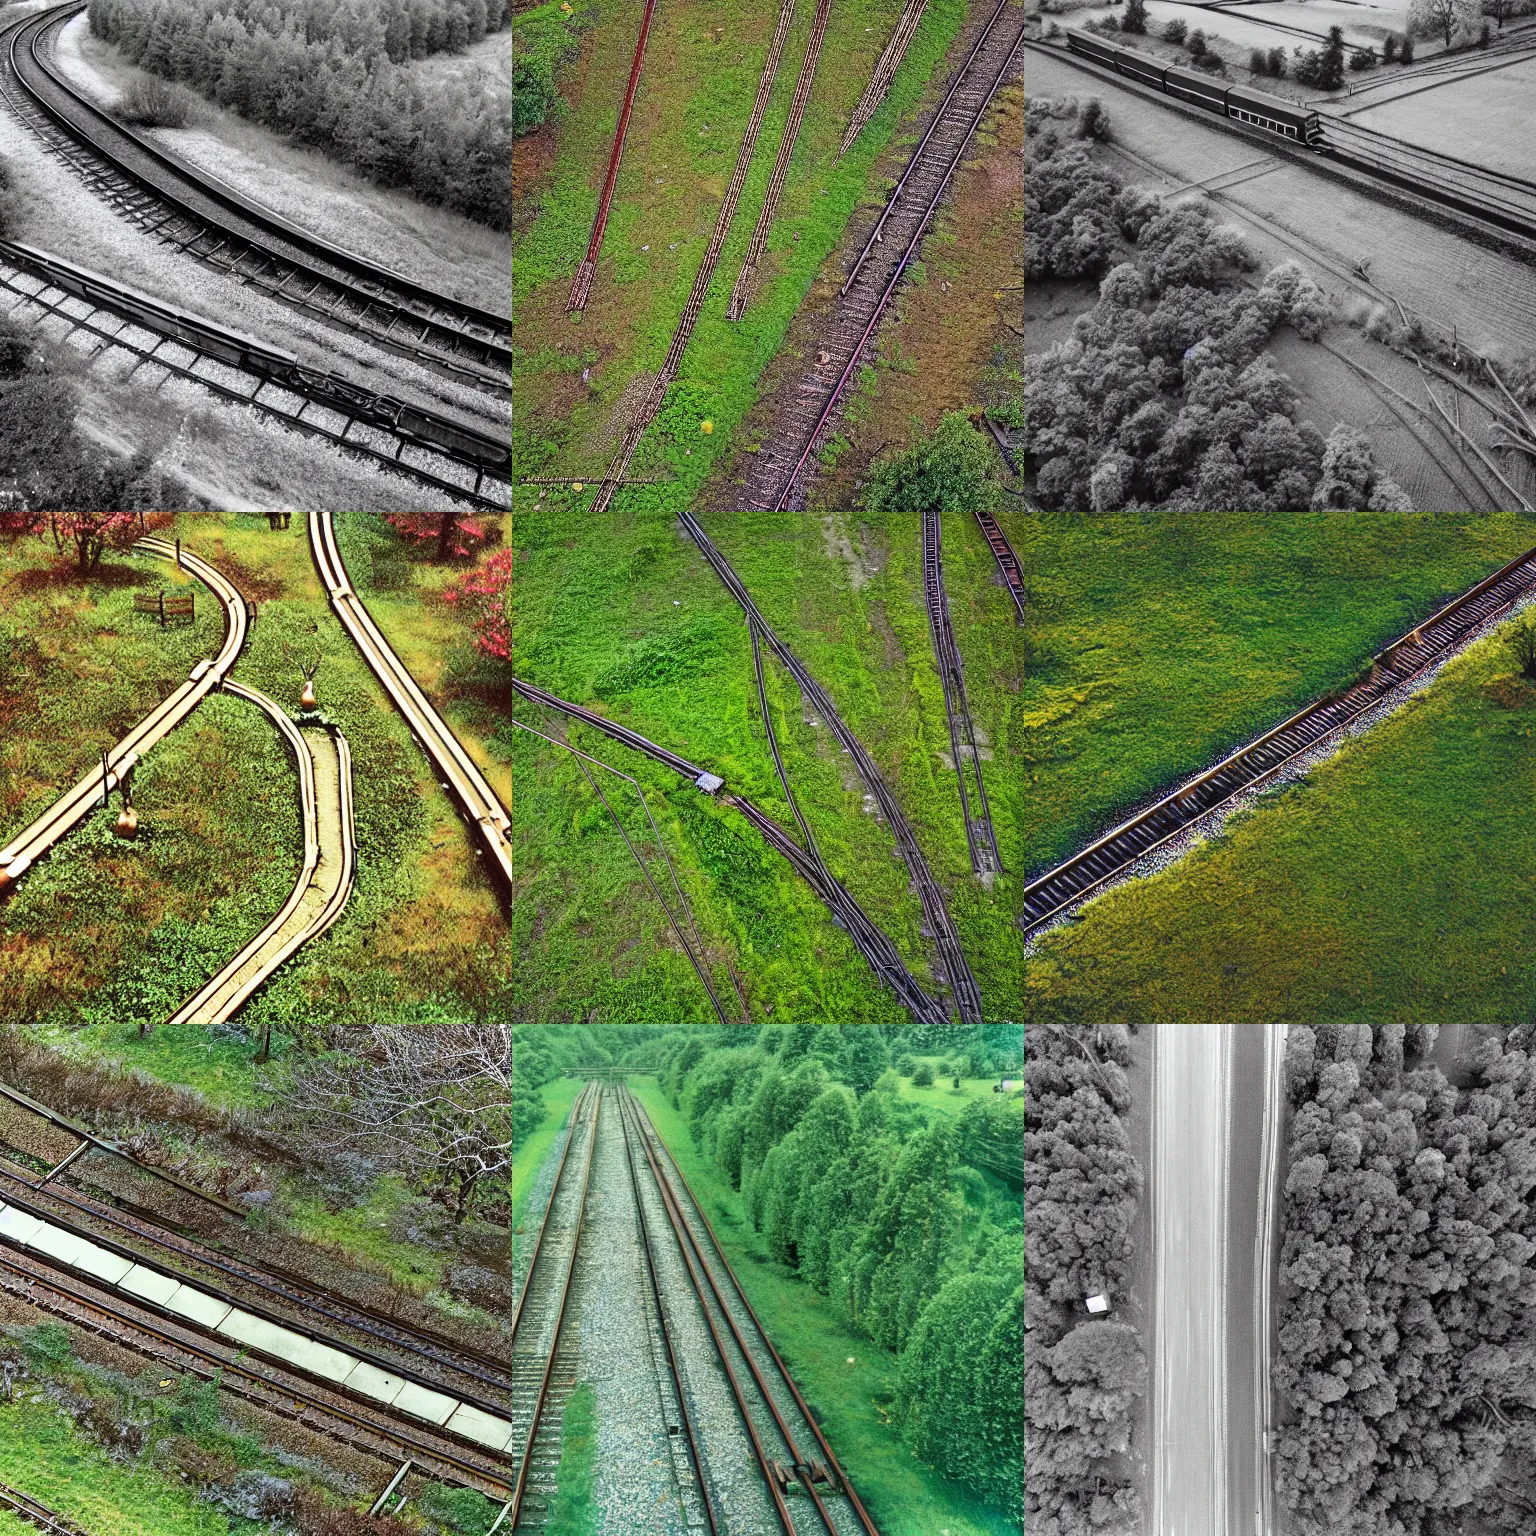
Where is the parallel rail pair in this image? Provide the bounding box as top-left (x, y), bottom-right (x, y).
top-left (0, 1482), bottom-right (89, 1536)
top-left (1023, 543), bottom-right (1536, 934)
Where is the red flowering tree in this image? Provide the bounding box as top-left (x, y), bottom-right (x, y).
top-left (385, 513), bottom-right (491, 561)
top-left (47, 513), bottom-right (168, 571)
top-left (444, 548), bottom-right (511, 662)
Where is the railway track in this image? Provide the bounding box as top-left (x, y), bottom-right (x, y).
top-left (619, 1085), bottom-right (881, 1536)
top-left (748, 0), bottom-right (1024, 511)
top-left (0, 1150), bottom-right (512, 1405)
top-left (1, 2), bottom-right (512, 393)
top-left (0, 1244), bottom-right (514, 1501)
top-left (923, 511), bottom-right (1000, 878)
top-left (1022, 542), bottom-right (1536, 935)
top-left (0, 535), bottom-right (246, 895)
top-left (0, 1482), bottom-right (89, 1536)
top-left (509, 1084), bottom-right (600, 1527)
top-left (973, 509), bottom-right (1025, 622)
top-left (0, 238), bottom-right (510, 509)
top-left (840, 0), bottom-right (930, 157)
top-left (309, 513), bottom-right (511, 892)
top-left (509, 673), bottom-right (952, 1023)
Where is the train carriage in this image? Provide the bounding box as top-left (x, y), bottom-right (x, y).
top-left (1065, 28), bottom-right (1122, 69)
top-left (1162, 63), bottom-right (1230, 111)
top-left (1225, 83), bottom-right (1324, 145)
top-left (1116, 50), bottom-right (1168, 88)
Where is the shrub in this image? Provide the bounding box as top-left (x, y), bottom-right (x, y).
top-left (895, 1054), bottom-right (916, 1076)
top-left (1383, 30), bottom-right (1400, 60)
top-left (1076, 96), bottom-right (1110, 140)
top-left (117, 74), bottom-right (194, 127)
top-left (912, 1061), bottom-right (935, 1087)
top-left (1505, 616), bottom-right (1536, 680)
top-left (1294, 48), bottom-right (1321, 86)
top-left (1162, 17), bottom-right (1187, 41)
top-left (1192, 51), bottom-right (1225, 72)
top-left (1122, 0), bottom-right (1147, 31)
top-left (1349, 45), bottom-right (1377, 68)
top-left (1250, 47), bottom-right (1268, 73)
top-left (1401, 33), bottom-right (1414, 60)
top-left (1187, 26), bottom-right (1207, 54)
top-left (1268, 45), bottom-right (1287, 74)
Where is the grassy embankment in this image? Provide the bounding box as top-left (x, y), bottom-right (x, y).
top-left (1, 513), bottom-right (509, 1041)
top-left (512, 1077), bottom-right (584, 1232)
top-left (511, 507), bottom-right (1023, 1022)
top-left (893, 1064), bottom-right (999, 1115)
top-left (628, 1077), bottom-right (1018, 1536)
top-left (1021, 511), bottom-right (1536, 878)
top-left (511, 0), bottom-right (967, 511)
top-left (543, 1381), bottom-right (598, 1536)
top-left (1025, 618), bottom-right (1536, 1021)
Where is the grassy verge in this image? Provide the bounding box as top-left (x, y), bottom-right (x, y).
top-left (543, 1381), bottom-right (597, 1536)
top-left (1025, 620), bottom-right (1536, 1021)
top-left (512, 1077), bottom-right (584, 1231)
top-left (1021, 511), bottom-right (1536, 877)
top-left (282, 1176), bottom-right (447, 1292)
top-left (893, 1067), bottom-right (998, 1116)
top-left (628, 1078), bottom-right (1018, 1536)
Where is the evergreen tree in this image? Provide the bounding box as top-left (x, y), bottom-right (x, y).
top-left (838, 1026), bottom-right (891, 1096)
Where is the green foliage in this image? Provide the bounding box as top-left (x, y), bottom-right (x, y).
top-left (512, 0), bottom-right (593, 138)
top-left (1505, 615), bottom-right (1536, 679)
top-left (911, 1060), bottom-right (935, 1088)
top-left (159, 1374), bottom-right (222, 1438)
top-left (417, 1484), bottom-right (505, 1536)
top-left (866, 412), bottom-right (997, 515)
top-left (21, 1323), bottom-right (73, 1371)
top-left (838, 1025), bottom-right (891, 1096)
top-left (543, 1381), bottom-right (597, 1536)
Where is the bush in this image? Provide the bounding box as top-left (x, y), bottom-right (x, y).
top-left (116, 74), bottom-right (194, 127)
top-left (1122, 0), bottom-right (1147, 31)
top-left (896, 1054), bottom-right (916, 1077)
top-left (1401, 33), bottom-right (1414, 60)
top-left (1505, 616), bottom-right (1536, 680)
top-left (1076, 96), bottom-right (1110, 140)
top-left (1162, 17), bottom-right (1187, 41)
top-left (1250, 47), bottom-right (1268, 73)
top-left (912, 1061), bottom-right (935, 1087)
top-left (1383, 30), bottom-right (1400, 60)
top-left (1192, 50), bottom-right (1225, 72)
top-left (866, 412), bottom-right (997, 514)
top-left (1349, 45), bottom-right (1377, 69)
top-left (1268, 45), bottom-right (1287, 75)
top-left (1187, 26), bottom-right (1207, 54)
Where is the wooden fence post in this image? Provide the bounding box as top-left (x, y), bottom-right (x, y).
top-left (158, 591), bottom-right (166, 628)
top-left (174, 538), bottom-right (181, 569)
top-left (100, 749), bottom-right (110, 809)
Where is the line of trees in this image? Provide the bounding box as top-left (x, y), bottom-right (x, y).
top-left (1274, 1024), bottom-right (1536, 1534)
top-left (662, 1026), bottom-right (1022, 1520)
top-left (1024, 1024), bottom-right (1145, 1536)
top-left (88, 0), bottom-right (512, 229)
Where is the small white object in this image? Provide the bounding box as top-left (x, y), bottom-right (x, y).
top-left (694, 772), bottom-right (724, 794)
top-left (674, 600), bottom-right (680, 605)
top-left (1086, 1293), bottom-right (1110, 1314)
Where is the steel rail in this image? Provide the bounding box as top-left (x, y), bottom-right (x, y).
top-left (1022, 542), bottom-right (1536, 933)
top-left (0, 1170), bottom-right (514, 1425)
top-left (508, 1084), bottom-right (601, 1527)
top-left (627, 1085), bottom-right (881, 1536)
top-left (0, 1481), bottom-right (89, 1536)
top-left (923, 510), bottom-right (1000, 877)
top-left (0, 536), bottom-right (246, 894)
top-left (567, 0), bottom-right (662, 313)
top-left (309, 514), bottom-right (511, 890)
top-left (614, 1081), bottom-right (720, 1536)
top-left (0, 1152), bottom-right (514, 1399)
top-left (5, 2), bottom-right (512, 387)
top-left (0, 1248), bottom-right (513, 1499)
top-left (770, 12), bottom-right (1023, 510)
top-left (616, 1088), bottom-right (800, 1535)
top-left (972, 509), bottom-right (1025, 623)
top-left (841, 0), bottom-right (1013, 295)
top-left (839, 0), bottom-right (929, 158)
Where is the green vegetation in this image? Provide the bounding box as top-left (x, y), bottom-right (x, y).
top-left (866, 412), bottom-right (1001, 513)
top-left (512, 508), bottom-right (1022, 1021)
top-left (1020, 511), bottom-right (1536, 878)
top-left (511, 1076), bottom-right (583, 1229)
top-left (1025, 618), bottom-right (1536, 1021)
top-left (512, 0), bottom-right (595, 136)
top-left (283, 1176), bottom-right (447, 1291)
top-left (544, 1381), bottom-right (598, 1536)
top-left (640, 1023), bottom-right (1022, 1529)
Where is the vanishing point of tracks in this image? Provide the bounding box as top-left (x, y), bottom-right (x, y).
top-left (1022, 542), bottom-right (1536, 935)
top-left (510, 1083), bottom-right (880, 1534)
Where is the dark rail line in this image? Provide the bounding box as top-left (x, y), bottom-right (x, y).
top-left (973, 509), bottom-right (1026, 623)
top-left (1022, 543), bottom-right (1536, 934)
top-left (0, 1482), bottom-right (89, 1536)
top-left (923, 511), bottom-right (1001, 877)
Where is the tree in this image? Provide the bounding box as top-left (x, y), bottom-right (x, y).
top-left (1269, 45), bottom-right (1287, 74)
top-left (1505, 616), bottom-right (1536, 680)
top-left (1162, 16), bottom-right (1187, 40)
top-left (1187, 26), bottom-right (1207, 55)
top-left (283, 1023), bottom-right (511, 1221)
top-left (866, 412), bottom-right (996, 513)
top-left (1383, 31), bottom-right (1400, 59)
top-left (1319, 25), bottom-right (1346, 87)
top-left (385, 512), bottom-right (492, 560)
top-left (838, 1026), bottom-right (891, 1096)
top-left (1410, 0), bottom-right (1469, 45)
top-left (1121, 0), bottom-right (1147, 32)
top-left (444, 546), bottom-right (511, 661)
top-left (47, 514), bottom-right (153, 572)
top-left (912, 1060), bottom-right (935, 1087)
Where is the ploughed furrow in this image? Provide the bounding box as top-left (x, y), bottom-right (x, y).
top-left (727, 0), bottom-right (835, 320)
top-left (589, 0), bottom-right (800, 513)
top-left (973, 508), bottom-right (1025, 622)
top-left (744, 1), bottom-right (1024, 511)
top-left (3, 2), bottom-right (511, 391)
top-left (839, 0), bottom-right (929, 158)
top-left (1022, 543), bottom-right (1536, 934)
top-left (923, 511), bottom-right (1000, 877)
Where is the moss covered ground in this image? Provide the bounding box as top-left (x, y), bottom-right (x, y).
top-left (1021, 512), bottom-right (1536, 879)
top-left (511, 507), bottom-right (1024, 1022)
top-left (1025, 615), bottom-right (1536, 1022)
top-left (511, 0), bottom-right (969, 513)
top-left (512, 1077), bottom-right (583, 1230)
top-left (629, 1076), bottom-right (1017, 1536)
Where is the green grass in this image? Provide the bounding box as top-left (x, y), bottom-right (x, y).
top-left (283, 1176), bottom-right (446, 1291)
top-left (893, 1067), bottom-right (997, 1115)
top-left (511, 509), bottom-right (1023, 1022)
top-left (0, 1398), bottom-right (230, 1536)
top-left (1024, 620), bottom-right (1536, 1021)
top-left (1021, 511), bottom-right (1536, 878)
top-left (627, 1078), bottom-right (1018, 1536)
top-left (512, 1077), bottom-right (584, 1230)
top-left (543, 1381), bottom-right (598, 1536)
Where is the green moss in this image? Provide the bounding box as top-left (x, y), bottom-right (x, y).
top-left (282, 1177), bottom-right (445, 1291)
top-left (1024, 622), bottom-right (1536, 1021)
top-left (628, 1078), bottom-right (1019, 1536)
top-left (543, 1381), bottom-right (597, 1536)
top-left (511, 1077), bottom-right (583, 1230)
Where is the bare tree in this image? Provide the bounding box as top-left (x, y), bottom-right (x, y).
top-left (284, 1024), bottom-right (512, 1221)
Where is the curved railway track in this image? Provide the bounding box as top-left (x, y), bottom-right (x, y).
top-left (619, 1086), bottom-right (881, 1536)
top-left (0, 535), bottom-right (246, 894)
top-left (509, 1084), bottom-right (600, 1527)
top-left (1, 2), bottom-right (512, 392)
top-left (508, 673), bottom-right (953, 1024)
top-left (923, 511), bottom-right (1000, 878)
top-left (0, 1149), bottom-right (513, 1403)
top-left (309, 513), bottom-right (511, 892)
top-left (1022, 543), bottom-right (1536, 935)
top-left (749, 0), bottom-right (1024, 511)
top-left (0, 1483), bottom-right (89, 1536)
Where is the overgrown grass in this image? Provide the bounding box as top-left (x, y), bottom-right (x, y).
top-left (893, 1068), bottom-right (999, 1115)
top-left (511, 509), bottom-right (1023, 1021)
top-left (543, 1381), bottom-right (597, 1536)
top-left (1024, 621), bottom-right (1536, 1021)
top-left (283, 1175), bottom-right (446, 1291)
top-left (1021, 511), bottom-right (1536, 877)
top-left (628, 1078), bottom-right (1019, 1536)
top-left (511, 1077), bottom-right (583, 1232)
